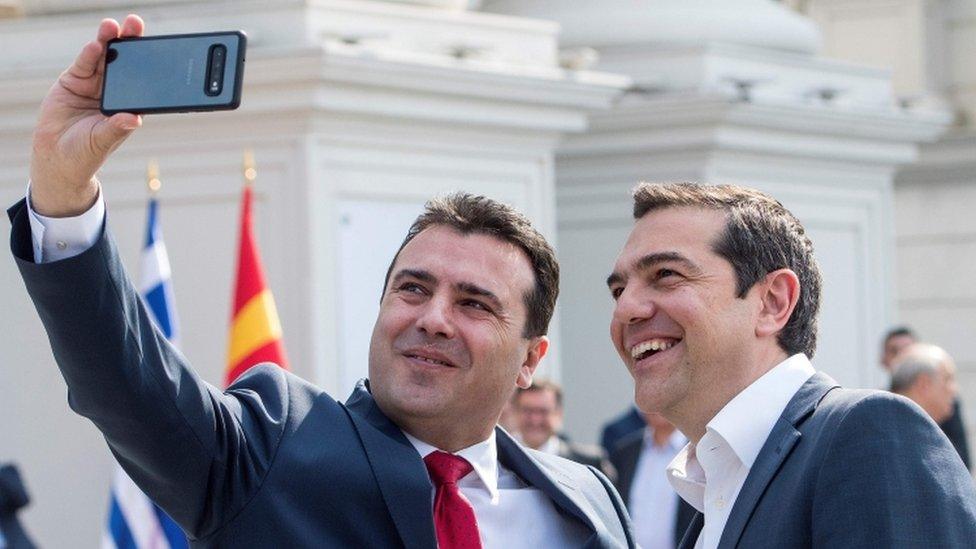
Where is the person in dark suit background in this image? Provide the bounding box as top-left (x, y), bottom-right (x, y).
top-left (11, 15), bottom-right (634, 548)
top-left (515, 380), bottom-right (616, 480)
top-left (0, 464), bottom-right (37, 549)
top-left (609, 413), bottom-right (694, 549)
top-left (599, 406), bottom-right (645, 457)
top-left (880, 326), bottom-right (971, 469)
top-left (606, 182), bottom-right (976, 547)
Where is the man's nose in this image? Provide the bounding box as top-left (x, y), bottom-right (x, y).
top-left (612, 286), bottom-right (654, 325)
top-left (415, 295), bottom-right (455, 338)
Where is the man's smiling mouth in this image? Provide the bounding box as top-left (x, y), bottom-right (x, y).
top-left (630, 338), bottom-right (681, 361)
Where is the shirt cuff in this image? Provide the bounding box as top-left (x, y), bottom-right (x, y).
top-left (26, 182), bottom-right (105, 263)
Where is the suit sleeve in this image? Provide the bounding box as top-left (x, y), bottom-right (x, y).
top-left (8, 200), bottom-right (288, 539)
top-left (812, 392), bottom-right (976, 547)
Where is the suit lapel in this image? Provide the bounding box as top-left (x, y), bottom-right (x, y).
top-left (495, 428), bottom-right (598, 534)
top-left (344, 381), bottom-right (437, 549)
top-left (717, 373), bottom-right (839, 548)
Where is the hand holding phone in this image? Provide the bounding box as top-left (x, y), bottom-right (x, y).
top-left (29, 15), bottom-right (145, 218)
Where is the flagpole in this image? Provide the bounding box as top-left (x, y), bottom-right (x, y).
top-left (243, 149), bottom-right (256, 187)
top-left (147, 158), bottom-right (161, 194)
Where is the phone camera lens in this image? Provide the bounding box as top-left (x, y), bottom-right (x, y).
top-left (205, 44), bottom-right (227, 96)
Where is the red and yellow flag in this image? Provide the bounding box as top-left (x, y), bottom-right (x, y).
top-left (225, 156), bottom-right (288, 386)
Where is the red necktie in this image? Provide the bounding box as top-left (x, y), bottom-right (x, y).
top-left (424, 451), bottom-right (483, 549)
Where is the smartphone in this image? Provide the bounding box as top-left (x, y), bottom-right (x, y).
top-left (100, 31), bottom-right (246, 115)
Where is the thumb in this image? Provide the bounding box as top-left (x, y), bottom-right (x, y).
top-left (91, 113), bottom-right (142, 153)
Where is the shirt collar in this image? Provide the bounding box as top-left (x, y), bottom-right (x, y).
top-left (665, 353), bottom-right (816, 511)
top-left (666, 444), bottom-right (707, 512)
top-left (402, 429), bottom-right (500, 502)
top-left (705, 353), bottom-right (815, 468)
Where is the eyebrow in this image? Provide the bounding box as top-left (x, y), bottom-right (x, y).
top-left (606, 251), bottom-right (703, 288)
top-left (390, 269), bottom-right (504, 310)
top-left (457, 282), bottom-right (504, 311)
top-left (391, 268), bottom-right (436, 287)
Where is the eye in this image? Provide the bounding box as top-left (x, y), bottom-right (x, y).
top-left (609, 286), bottom-right (624, 301)
top-left (461, 299), bottom-right (492, 313)
top-left (656, 268), bottom-right (680, 280)
top-left (395, 282), bottom-right (426, 295)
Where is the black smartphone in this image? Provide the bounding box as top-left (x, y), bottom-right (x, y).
top-left (100, 31), bottom-right (246, 115)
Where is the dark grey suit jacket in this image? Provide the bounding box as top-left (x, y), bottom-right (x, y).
top-left (939, 398), bottom-right (971, 470)
top-left (9, 200), bottom-right (634, 548)
top-left (678, 373), bottom-right (976, 548)
top-left (0, 464), bottom-right (36, 549)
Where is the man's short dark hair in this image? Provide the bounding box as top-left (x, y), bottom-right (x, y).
top-left (517, 379), bottom-right (563, 409)
top-left (884, 326), bottom-right (917, 344)
top-left (632, 182), bottom-right (822, 358)
top-left (382, 192), bottom-right (559, 338)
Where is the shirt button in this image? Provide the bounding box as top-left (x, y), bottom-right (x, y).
top-left (56, 241), bottom-right (67, 250)
top-left (715, 497), bottom-right (726, 509)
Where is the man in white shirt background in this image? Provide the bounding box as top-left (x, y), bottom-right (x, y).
top-left (606, 182), bottom-right (976, 548)
top-left (608, 412), bottom-right (694, 549)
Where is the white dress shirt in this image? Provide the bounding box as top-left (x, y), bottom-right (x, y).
top-left (666, 353), bottom-right (816, 549)
top-left (27, 188), bottom-right (593, 548)
top-left (402, 430), bottom-right (591, 548)
top-left (630, 428), bottom-right (686, 549)
top-left (26, 184), bottom-right (105, 263)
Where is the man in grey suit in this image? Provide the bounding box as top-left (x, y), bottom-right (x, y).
top-left (606, 182), bottom-right (976, 548)
top-left (11, 15), bottom-right (633, 548)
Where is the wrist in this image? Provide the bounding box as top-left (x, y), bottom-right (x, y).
top-left (28, 177), bottom-right (100, 218)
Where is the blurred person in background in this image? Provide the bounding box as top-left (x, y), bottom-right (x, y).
top-left (497, 391), bottom-right (521, 437)
top-left (599, 405), bottom-right (645, 457)
top-left (890, 343), bottom-right (958, 423)
top-left (515, 380), bottom-right (615, 480)
top-left (609, 413), bottom-right (695, 549)
top-left (880, 326), bottom-right (916, 371)
top-left (881, 328), bottom-right (970, 469)
top-left (0, 463), bottom-right (37, 549)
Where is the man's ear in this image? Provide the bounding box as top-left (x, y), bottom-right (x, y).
top-left (755, 269), bottom-right (801, 339)
top-left (516, 336), bottom-right (549, 389)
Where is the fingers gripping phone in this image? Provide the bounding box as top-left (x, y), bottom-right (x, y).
top-left (100, 31), bottom-right (246, 115)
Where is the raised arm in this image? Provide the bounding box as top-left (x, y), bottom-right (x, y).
top-left (11, 17), bottom-right (291, 540)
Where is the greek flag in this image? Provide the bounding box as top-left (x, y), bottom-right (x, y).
top-left (102, 197), bottom-right (188, 549)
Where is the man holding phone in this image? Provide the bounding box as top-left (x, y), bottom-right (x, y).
top-left (12, 15), bottom-right (634, 548)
